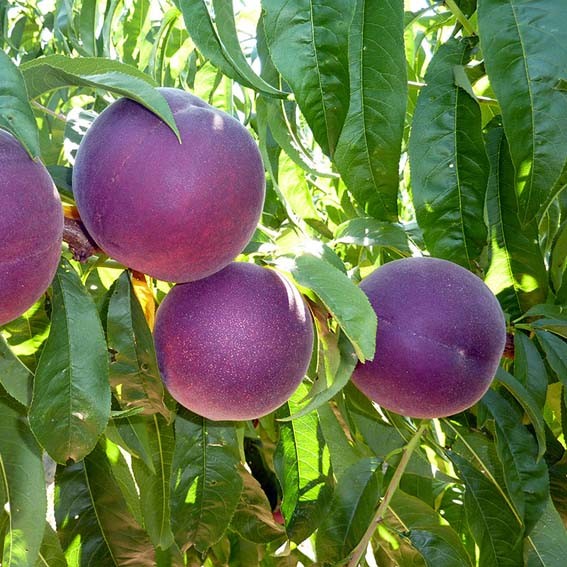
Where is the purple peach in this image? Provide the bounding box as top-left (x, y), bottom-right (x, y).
top-left (73, 88), bottom-right (265, 283)
top-left (153, 262), bottom-right (314, 421)
top-left (352, 257), bottom-right (506, 418)
top-left (0, 130), bottom-right (63, 326)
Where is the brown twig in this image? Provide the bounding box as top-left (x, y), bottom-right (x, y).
top-left (62, 217), bottom-right (100, 262)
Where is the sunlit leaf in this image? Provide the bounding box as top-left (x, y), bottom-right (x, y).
top-left (0, 50), bottom-right (39, 157)
top-left (334, 0), bottom-right (406, 221)
top-left (409, 37), bottom-right (488, 269)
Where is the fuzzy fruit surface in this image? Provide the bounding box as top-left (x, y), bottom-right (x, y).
top-left (73, 88), bottom-right (265, 283)
top-left (352, 257), bottom-right (506, 418)
top-left (0, 131), bottom-right (63, 326)
top-left (154, 262), bottom-right (314, 421)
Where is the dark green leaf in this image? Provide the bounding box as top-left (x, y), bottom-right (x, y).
top-left (390, 490), bottom-right (473, 567)
top-left (525, 498), bottom-right (567, 567)
top-left (478, 0), bottom-right (567, 223)
top-left (46, 165), bottom-right (73, 200)
top-left (29, 260), bottom-right (111, 464)
top-left (131, 415), bottom-right (175, 549)
top-left (536, 330), bottom-right (567, 383)
top-left (550, 221), bottom-right (567, 293)
top-left (290, 254), bottom-right (377, 362)
top-left (36, 524), bottom-right (67, 567)
top-left (513, 332), bottom-right (548, 410)
top-left (21, 55), bottom-right (180, 140)
top-left (315, 457), bottom-right (382, 565)
top-left (106, 272), bottom-right (170, 419)
top-left (274, 384), bottom-right (332, 543)
top-left (0, 50), bottom-right (40, 158)
top-left (334, 218), bottom-right (411, 255)
top-left (409, 38), bottom-right (488, 269)
top-left (481, 389), bottom-right (549, 534)
top-left (55, 462), bottom-right (114, 565)
top-left (171, 410), bottom-right (242, 553)
top-left (334, 0), bottom-right (406, 221)
top-left (0, 335), bottom-right (32, 407)
top-left (495, 367), bottom-right (546, 461)
top-left (262, 0), bottom-right (354, 156)
top-left (447, 452), bottom-right (524, 567)
top-left (484, 126), bottom-right (547, 317)
top-left (0, 389), bottom-right (46, 567)
top-left (230, 467), bottom-right (285, 544)
top-left (83, 442), bottom-right (156, 565)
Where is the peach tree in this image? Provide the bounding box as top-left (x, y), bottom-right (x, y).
top-left (1, 0), bottom-right (567, 565)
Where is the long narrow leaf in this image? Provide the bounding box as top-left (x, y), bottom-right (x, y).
top-left (334, 0), bottom-right (406, 221)
top-left (29, 260), bottom-right (111, 464)
top-left (262, 0), bottom-right (354, 156)
top-left (409, 38), bottom-right (488, 269)
top-left (478, 0), bottom-right (567, 223)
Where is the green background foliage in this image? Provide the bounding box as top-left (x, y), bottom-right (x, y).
top-left (1, 0), bottom-right (567, 565)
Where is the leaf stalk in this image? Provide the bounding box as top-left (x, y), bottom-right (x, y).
top-left (346, 420), bottom-right (429, 567)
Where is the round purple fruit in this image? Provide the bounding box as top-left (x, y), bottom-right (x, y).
top-left (352, 257), bottom-right (506, 418)
top-left (154, 262), bottom-right (314, 421)
top-left (0, 130), bottom-right (63, 326)
top-left (73, 88), bottom-right (265, 283)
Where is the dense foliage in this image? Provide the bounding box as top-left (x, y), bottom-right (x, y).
top-left (1, 0), bottom-right (567, 565)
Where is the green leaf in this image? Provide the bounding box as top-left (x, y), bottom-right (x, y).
top-left (478, 0), bottom-right (567, 224)
top-left (171, 410), bottom-right (243, 553)
top-left (78, 0), bottom-right (97, 56)
top-left (525, 498), bottom-right (567, 567)
top-left (106, 272), bottom-right (170, 419)
top-left (334, 218), bottom-right (411, 255)
top-left (513, 332), bottom-right (548, 410)
top-left (447, 452), bottom-right (524, 567)
top-left (0, 389), bottom-right (46, 567)
top-left (83, 442), bottom-right (156, 565)
top-left (0, 50), bottom-right (40, 158)
top-left (409, 37), bottom-right (488, 270)
top-left (535, 330), bottom-right (567, 383)
top-left (550, 220), bottom-right (567, 293)
top-left (29, 260), bottom-right (111, 464)
top-left (289, 254), bottom-right (377, 362)
top-left (481, 389), bottom-right (549, 534)
top-left (389, 490), bottom-right (473, 567)
top-left (178, 0), bottom-right (285, 97)
top-left (274, 384), bottom-right (332, 543)
top-left (262, 0), bottom-right (354, 156)
top-left (495, 367), bottom-right (546, 461)
top-left (36, 524), bottom-right (67, 567)
top-left (281, 332), bottom-right (357, 422)
top-left (484, 126), bottom-right (547, 317)
top-left (317, 402), bottom-right (362, 482)
top-left (46, 165), bottom-right (73, 200)
top-left (315, 457), bottom-right (382, 565)
top-left (21, 55), bottom-right (180, 140)
top-left (0, 335), bottom-right (32, 407)
top-left (55, 462), bottom-right (114, 566)
top-left (131, 415), bottom-right (175, 550)
top-left (210, 0), bottom-right (286, 97)
top-left (334, 0), bottom-right (406, 221)
top-left (1, 301), bottom-right (50, 373)
top-left (230, 467), bottom-right (286, 544)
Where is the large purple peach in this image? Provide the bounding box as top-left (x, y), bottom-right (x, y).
top-left (154, 263), bottom-right (314, 421)
top-left (0, 130), bottom-right (63, 326)
top-left (352, 257), bottom-right (506, 418)
top-left (73, 88), bottom-right (265, 283)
